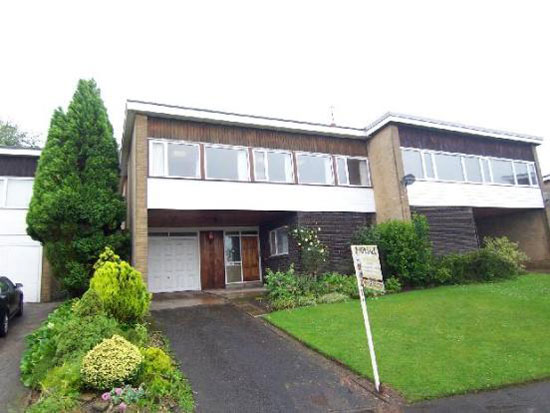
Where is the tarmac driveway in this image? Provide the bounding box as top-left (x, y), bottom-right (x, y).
top-left (0, 302), bottom-right (58, 412)
top-left (153, 304), bottom-right (385, 413)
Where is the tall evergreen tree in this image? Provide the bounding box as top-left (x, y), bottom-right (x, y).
top-left (27, 79), bottom-right (128, 295)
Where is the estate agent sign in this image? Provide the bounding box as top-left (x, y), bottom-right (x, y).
top-left (351, 245), bottom-right (384, 392)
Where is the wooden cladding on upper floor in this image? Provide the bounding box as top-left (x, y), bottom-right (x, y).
top-left (147, 117), bottom-right (368, 157)
top-left (398, 125), bottom-right (535, 161)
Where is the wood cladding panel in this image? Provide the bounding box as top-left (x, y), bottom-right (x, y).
top-left (0, 155), bottom-right (38, 177)
top-left (399, 125), bottom-right (535, 161)
top-left (241, 236), bottom-right (260, 281)
top-left (199, 231), bottom-right (225, 289)
top-left (148, 117), bottom-right (368, 157)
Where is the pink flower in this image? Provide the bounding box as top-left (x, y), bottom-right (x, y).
top-left (119, 402), bottom-right (127, 411)
top-left (101, 392), bottom-right (111, 401)
top-left (115, 388), bottom-right (123, 396)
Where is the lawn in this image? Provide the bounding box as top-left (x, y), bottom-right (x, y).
top-left (265, 274), bottom-right (550, 402)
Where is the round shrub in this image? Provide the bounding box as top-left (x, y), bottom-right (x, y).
top-left (81, 335), bottom-right (142, 390)
top-left (139, 347), bottom-right (173, 383)
top-left (90, 248), bottom-right (151, 323)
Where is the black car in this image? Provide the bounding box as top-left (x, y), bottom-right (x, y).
top-left (0, 277), bottom-right (23, 337)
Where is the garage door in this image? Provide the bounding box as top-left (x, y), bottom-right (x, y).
top-left (0, 243), bottom-right (42, 302)
top-left (148, 235), bottom-right (201, 293)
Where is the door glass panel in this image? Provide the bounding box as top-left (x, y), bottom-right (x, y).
top-left (514, 162), bottom-right (530, 185)
top-left (167, 143), bottom-right (199, 177)
top-left (464, 157), bottom-right (482, 182)
top-left (226, 265), bottom-right (242, 283)
top-left (433, 153), bottom-right (464, 181)
top-left (225, 234), bottom-right (242, 283)
top-left (402, 149), bottom-right (423, 178)
top-left (491, 159), bottom-right (515, 184)
top-left (336, 158), bottom-right (348, 185)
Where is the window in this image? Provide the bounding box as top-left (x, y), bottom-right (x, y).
top-left (491, 159), bottom-right (515, 185)
top-left (269, 227), bottom-right (289, 256)
top-left (205, 146), bottom-right (249, 181)
top-left (481, 158), bottom-right (492, 182)
top-left (463, 157), bottom-right (482, 183)
top-left (528, 164), bottom-right (538, 186)
top-left (433, 153), bottom-right (464, 181)
top-left (402, 149), bottom-right (424, 178)
top-left (514, 162), bottom-right (530, 186)
top-left (423, 152), bottom-right (435, 179)
top-left (149, 140), bottom-right (200, 178)
top-left (0, 178), bottom-right (34, 208)
top-left (253, 150), bottom-right (293, 183)
top-left (336, 157), bottom-right (370, 186)
top-left (296, 154), bottom-right (334, 185)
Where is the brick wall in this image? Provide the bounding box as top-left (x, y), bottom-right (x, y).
top-left (412, 206), bottom-right (479, 256)
top-left (260, 212), bottom-right (373, 275)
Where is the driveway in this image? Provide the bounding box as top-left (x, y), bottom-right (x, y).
top-left (153, 303), bottom-right (388, 412)
top-left (0, 302), bottom-right (57, 412)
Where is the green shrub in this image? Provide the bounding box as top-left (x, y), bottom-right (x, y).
top-left (21, 302), bottom-right (74, 388)
top-left (291, 226), bottom-right (329, 277)
top-left (353, 214), bottom-right (433, 287)
top-left (385, 276), bottom-right (402, 293)
top-left (54, 314), bottom-right (121, 364)
top-left (40, 359), bottom-right (82, 396)
top-left (26, 393), bottom-right (79, 413)
top-left (318, 273), bottom-right (359, 298)
top-left (317, 292), bottom-right (349, 304)
top-left (483, 236), bottom-right (528, 273)
top-left (81, 335), bottom-right (143, 390)
top-left (139, 347), bottom-right (173, 384)
top-left (72, 289), bottom-right (104, 318)
top-left (122, 323), bottom-right (150, 348)
top-left (89, 248), bottom-right (151, 323)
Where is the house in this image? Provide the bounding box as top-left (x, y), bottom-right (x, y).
top-left (0, 147), bottom-right (56, 302)
top-left (120, 101), bottom-right (550, 293)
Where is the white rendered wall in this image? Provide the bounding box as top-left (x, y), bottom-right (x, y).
top-left (148, 178), bottom-right (376, 213)
top-left (407, 181), bottom-right (544, 209)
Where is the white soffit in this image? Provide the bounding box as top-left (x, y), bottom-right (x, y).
top-left (365, 112), bottom-right (544, 145)
top-left (0, 147), bottom-right (41, 156)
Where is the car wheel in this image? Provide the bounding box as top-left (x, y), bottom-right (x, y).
top-left (16, 299), bottom-right (23, 317)
top-left (0, 313), bottom-right (8, 337)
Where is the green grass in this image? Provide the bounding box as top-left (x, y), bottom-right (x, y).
top-left (265, 274), bottom-right (550, 401)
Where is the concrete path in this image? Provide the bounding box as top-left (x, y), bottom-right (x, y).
top-left (406, 380), bottom-right (550, 412)
top-left (0, 302), bottom-right (57, 413)
top-left (153, 303), bottom-right (387, 412)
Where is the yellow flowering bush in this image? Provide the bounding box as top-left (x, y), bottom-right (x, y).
top-left (291, 226), bottom-right (329, 278)
top-left (81, 335), bottom-right (142, 390)
top-left (90, 248), bottom-right (151, 323)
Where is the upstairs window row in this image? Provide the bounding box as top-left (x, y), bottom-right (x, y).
top-left (0, 178), bottom-right (34, 208)
top-left (149, 140), bottom-right (371, 187)
top-left (402, 148), bottom-right (538, 187)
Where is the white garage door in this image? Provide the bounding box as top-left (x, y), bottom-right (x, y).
top-left (148, 236), bottom-right (201, 293)
top-left (0, 243), bottom-right (42, 302)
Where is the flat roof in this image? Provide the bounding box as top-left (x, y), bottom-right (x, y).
top-left (365, 112), bottom-right (544, 145)
top-left (0, 146), bottom-right (41, 157)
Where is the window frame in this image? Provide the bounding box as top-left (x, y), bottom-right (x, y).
top-left (400, 147), bottom-right (539, 188)
top-left (295, 152), bottom-right (335, 186)
top-left (204, 143), bottom-right (250, 182)
top-left (334, 156), bottom-right (371, 187)
top-left (0, 177), bottom-right (35, 209)
top-left (269, 226), bottom-right (289, 257)
top-left (148, 139), bottom-right (201, 179)
top-left (252, 148), bottom-right (294, 183)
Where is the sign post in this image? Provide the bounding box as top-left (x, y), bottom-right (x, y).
top-left (351, 245), bottom-right (384, 393)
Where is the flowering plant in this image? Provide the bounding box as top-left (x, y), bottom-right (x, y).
top-left (102, 384), bottom-right (145, 411)
top-left (291, 226), bottom-right (329, 278)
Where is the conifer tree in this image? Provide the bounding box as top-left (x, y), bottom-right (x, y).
top-left (27, 79), bottom-right (128, 295)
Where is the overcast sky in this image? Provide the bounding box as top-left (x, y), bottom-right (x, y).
top-left (2, 1), bottom-right (549, 173)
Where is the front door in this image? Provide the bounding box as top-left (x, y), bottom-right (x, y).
top-left (241, 236), bottom-right (260, 281)
top-left (200, 231), bottom-right (225, 289)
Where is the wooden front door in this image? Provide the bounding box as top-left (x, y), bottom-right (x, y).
top-left (241, 236), bottom-right (260, 281)
top-left (200, 231), bottom-right (225, 289)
